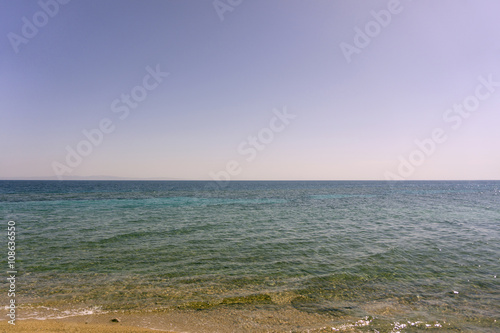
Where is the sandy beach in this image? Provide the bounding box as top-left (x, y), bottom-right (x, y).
top-left (0, 319), bottom-right (172, 333)
top-left (0, 307), bottom-right (368, 333)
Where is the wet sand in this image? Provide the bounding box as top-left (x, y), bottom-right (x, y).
top-left (0, 307), bottom-right (368, 333)
top-left (0, 319), bottom-right (172, 333)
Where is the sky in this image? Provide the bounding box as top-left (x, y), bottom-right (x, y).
top-left (1, 0), bottom-right (499, 180)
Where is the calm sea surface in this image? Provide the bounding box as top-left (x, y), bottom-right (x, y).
top-left (0, 181), bottom-right (499, 331)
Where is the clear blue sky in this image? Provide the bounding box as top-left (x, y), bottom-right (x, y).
top-left (1, 0), bottom-right (499, 180)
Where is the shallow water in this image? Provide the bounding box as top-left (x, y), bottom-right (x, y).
top-left (1, 180), bottom-right (499, 331)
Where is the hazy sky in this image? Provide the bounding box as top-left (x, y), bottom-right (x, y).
top-left (1, 0), bottom-right (499, 180)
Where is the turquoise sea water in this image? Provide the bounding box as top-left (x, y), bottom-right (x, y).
top-left (1, 181), bottom-right (499, 331)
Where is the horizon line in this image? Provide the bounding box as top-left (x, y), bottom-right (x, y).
top-left (1, 178), bottom-right (499, 182)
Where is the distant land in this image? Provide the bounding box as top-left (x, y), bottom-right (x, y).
top-left (1, 177), bottom-right (498, 181)
top-left (0, 176), bottom-right (182, 181)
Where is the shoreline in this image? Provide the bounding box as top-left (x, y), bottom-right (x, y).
top-left (1, 302), bottom-right (498, 332)
top-left (0, 318), bottom-right (174, 333)
top-left (0, 308), bottom-right (369, 333)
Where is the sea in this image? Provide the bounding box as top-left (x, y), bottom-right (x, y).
top-left (0, 180), bottom-right (499, 332)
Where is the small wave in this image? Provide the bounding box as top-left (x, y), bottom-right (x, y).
top-left (391, 320), bottom-right (444, 332)
top-left (15, 305), bottom-right (107, 320)
top-left (311, 194), bottom-right (375, 199)
top-left (330, 316), bottom-right (373, 331)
